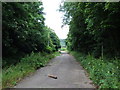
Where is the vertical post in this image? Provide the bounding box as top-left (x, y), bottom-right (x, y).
top-left (101, 45), bottom-right (103, 59)
top-left (0, 2), bottom-right (2, 89)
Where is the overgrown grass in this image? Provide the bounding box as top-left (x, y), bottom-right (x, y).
top-left (2, 52), bottom-right (60, 88)
top-left (59, 47), bottom-right (67, 51)
top-left (71, 51), bottom-right (120, 88)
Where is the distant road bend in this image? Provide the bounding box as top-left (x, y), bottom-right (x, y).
top-left (15, 51), bottom-right (95, 88)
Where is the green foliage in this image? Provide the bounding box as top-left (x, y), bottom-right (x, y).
top-left (2, 52), bottom-right (60, 88)
top-left (2, 2), bottom-right (61, 67)
top-left (45, 46), bottom-right (53, 53)
top-left (3, 2), bottom-right (45, 54)
top-left (71, 51), bottom-right (120, 88)
top-left (2, 3), bottom-right (61, 88)
top-left (59, 2), bottom-right (120, 58)
top-left (59, 47), bottom-right (67, 51)
top-left (60, 39), bottom-right (66, 47)
top-left (60, 2), bottom-right (120, 88)
top-left (49, 29), bottom-right (61, 51)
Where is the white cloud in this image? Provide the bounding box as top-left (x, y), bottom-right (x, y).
top-left (42, 0), bottom-right (69, 39)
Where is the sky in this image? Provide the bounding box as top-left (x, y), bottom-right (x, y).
top-left (41, 0), bottom-right (69, 39)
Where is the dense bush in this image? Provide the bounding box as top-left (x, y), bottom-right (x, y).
top-left (59, 2), bottom-right (120, 58)
top-left (60, 3), bottom-right (120, 88)
top-left (2, 52), bottom-right (60, 88)
top-left (71, 51), bottom-right (120, 88)
top-left (2, 2), bottom-right (61, 67)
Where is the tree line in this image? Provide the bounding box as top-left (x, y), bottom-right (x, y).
top-left (2, 2), bottom-right (61, 66)
top-left (59, 2), bottom-right (120, 58)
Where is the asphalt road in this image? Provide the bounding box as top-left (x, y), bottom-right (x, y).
top-left (15, 51), bottom-right (95, 88)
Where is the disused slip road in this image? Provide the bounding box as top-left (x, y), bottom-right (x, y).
top-left (15, 51), bottom-right (95, 88)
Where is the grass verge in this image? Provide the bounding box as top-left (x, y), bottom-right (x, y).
top-left (59, 47), bottom-right (67, 51)
top-left (71, 51), bottom-right (120, 88)
top-left (2, 52), bottom-right (60, 88)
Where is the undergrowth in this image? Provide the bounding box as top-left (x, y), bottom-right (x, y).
top-left (71, 51), bottom-right (120, 89)
top-left (2, 52), bottom-right (60, 88)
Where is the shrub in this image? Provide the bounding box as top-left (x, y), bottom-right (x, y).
top-left (71, 51), bottom-right (120, 88)
top-left (2, 52), bottom-right (60, 88)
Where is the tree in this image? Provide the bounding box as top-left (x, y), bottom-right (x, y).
top-left (2, 2), bottom-right (60, 66)
top-left (59, 2), bottom-right (120, 58)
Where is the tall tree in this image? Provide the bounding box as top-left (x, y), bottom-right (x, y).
top-left (2, 2), bottom-right (61, 66)
top-left (59, 2), bottom-right (120, 58)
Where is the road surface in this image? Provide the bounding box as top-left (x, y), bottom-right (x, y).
top-left (15, 51), bottom-right (95, 88)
